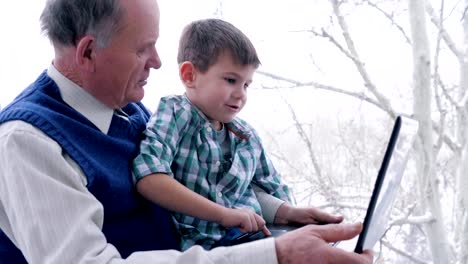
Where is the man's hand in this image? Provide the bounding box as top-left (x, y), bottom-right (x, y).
top-left (275, 223), bottom-right (373, 264)
top-left (219, 208), bottom-right (270, 235)
top-left (275, 203), bottom-right (343, 225)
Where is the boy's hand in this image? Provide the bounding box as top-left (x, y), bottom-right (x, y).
top-left (275, 203), bottom-right (343, 225)
top-left (219, 208), bottom-right (270, 235)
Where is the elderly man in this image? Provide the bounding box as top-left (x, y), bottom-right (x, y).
top-left (0, 0), bottom-right (373, 263)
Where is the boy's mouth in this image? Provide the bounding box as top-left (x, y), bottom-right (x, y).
top-left (227, 104), bottom-right (240, 111)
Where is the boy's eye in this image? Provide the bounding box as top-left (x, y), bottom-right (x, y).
top-left (224, 77), bottom-right (236, 84)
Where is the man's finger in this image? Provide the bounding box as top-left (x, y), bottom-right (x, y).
top-left (330, 248), bottom-right (374, 264)
top-left (310, 222), bottom-right (363, 243)
top-left (312, 208), bottom-right (344, 224)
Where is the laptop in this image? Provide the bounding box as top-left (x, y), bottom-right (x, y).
top-left (267, 115), bottom-right (418, 253)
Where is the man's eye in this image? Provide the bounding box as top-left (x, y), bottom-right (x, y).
top-left (136, 49), bottom-right (145, 57)
top-left (137, 46), bottom-right (151, 56)
top-left (224, 77), bottom-right (236, 84)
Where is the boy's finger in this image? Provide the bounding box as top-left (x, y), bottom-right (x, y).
top-left (262, 224), bottom-right (271, 236)
top-left (249, 212), bottom-right (259, 231)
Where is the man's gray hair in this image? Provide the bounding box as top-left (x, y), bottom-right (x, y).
top-left (40, 0), bottom-right (124, 48)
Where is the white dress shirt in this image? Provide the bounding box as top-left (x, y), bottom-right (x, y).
top-left (0, 65), bottom-right (282, 264)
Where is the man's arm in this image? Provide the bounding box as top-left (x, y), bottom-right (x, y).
top-left (0, 121), bottom-right (276, 264)
top-left (273, 203), bottom-right (343, 225)
top-left (254, 186), bottom-right (342, 225)
top-left (253, 184), bottom-right (285, 223)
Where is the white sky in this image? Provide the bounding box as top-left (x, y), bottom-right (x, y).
top-left (0, 0), bottom-right (324, 110)
top-left (0, 1), bottom-right (197, 109)
top-left (1, 0), bottom-right (376, 116)
top-left (0, 1), bottom-right (459, 118)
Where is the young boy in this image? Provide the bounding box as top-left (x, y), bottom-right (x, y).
top-left (132, 19), bottom-right (339, 250)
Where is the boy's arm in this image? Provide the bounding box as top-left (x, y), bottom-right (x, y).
top-left (136, 174), bottom-right (266, 232)
top-left (250, 138), bottom-right (292, 203)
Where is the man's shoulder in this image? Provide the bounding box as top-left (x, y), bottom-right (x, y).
top-left (0, 120), bottom-right (51, 143)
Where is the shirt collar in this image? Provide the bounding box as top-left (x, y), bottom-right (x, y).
top-left (47, 64), bottom-right (114, 134)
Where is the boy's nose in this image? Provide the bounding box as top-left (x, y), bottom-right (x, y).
top-left (233, 86), bottom-right (246, 99)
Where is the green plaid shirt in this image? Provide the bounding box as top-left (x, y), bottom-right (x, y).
top-left (133, 95), bottom-right (291, 250)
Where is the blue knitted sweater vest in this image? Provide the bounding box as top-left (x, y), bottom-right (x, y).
top-left (0, 72), bottom-right (179, 262)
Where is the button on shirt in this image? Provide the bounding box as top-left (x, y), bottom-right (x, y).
top-left (133, 95), bottom-right (291, 250)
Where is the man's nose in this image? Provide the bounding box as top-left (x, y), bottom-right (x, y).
top-left (147, 46), bottom-right (162, 69)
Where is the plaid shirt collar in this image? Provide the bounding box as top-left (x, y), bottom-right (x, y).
top-left (182, 94), bottom-right (253, 141)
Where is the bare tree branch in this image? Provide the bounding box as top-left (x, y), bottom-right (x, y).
top-left (433, 0), bottom-right (448, 157)
top-left (426, 1), bottom-right (463, 62)
top-left (381, 239), bottom-right (430, 264)
top-left (389, 212), bottom-right (436, 226)
top-left (363, 0), bottom-right (412, 45)
top-left (309, 28), bottom-right (361, 65)
top-left (330, 0), bottom-right (396, 118)
top-left (280, 97), bottom-right (339, 200)
top-left (257, 70), bottom-right (383, 111)
top-left (432, 120), bottom-right (461, 152)
top-left (257, 69), bottom-right (461, 153)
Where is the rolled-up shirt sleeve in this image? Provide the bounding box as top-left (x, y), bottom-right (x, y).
top-left (253, 184), bottom-right (286, 224)
top-left (133, 97), bottom-right (182, 181)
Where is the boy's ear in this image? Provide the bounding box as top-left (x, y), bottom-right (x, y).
top-left (75, 35), bottom-right (97, 72)
top-left (179, 61), bottom-right (196, 88)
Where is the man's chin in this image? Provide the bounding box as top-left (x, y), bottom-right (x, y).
top-left (130, 89), bottom-right (145, 103)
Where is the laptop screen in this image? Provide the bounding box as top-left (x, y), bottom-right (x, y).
top-left (354, 116), bottom-right (419, 253)
top-left (266, 116), bottom-right (419, 253)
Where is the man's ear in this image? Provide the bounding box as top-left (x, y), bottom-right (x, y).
top-left (179, 61), bottom-right (196, 88)
top-left (75, 36), bottom-right (96, 72)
